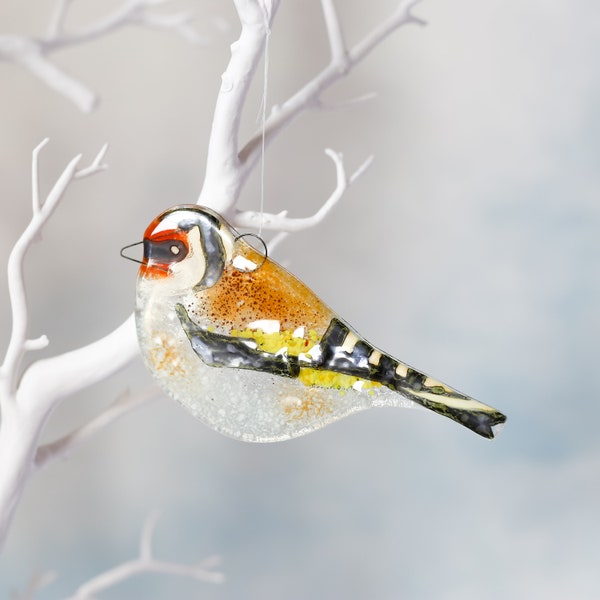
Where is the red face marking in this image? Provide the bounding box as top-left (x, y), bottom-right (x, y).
top-left (139, 226), bottom-right (190, 279)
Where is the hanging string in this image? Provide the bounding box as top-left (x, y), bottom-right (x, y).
top-left (258, 1), bottom-right (271, 238)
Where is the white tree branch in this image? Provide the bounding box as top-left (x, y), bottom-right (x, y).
top-left (266, 231), bottom-right (289, 253)
top-left (198, 0), bottom-right (423, 217)
top-left (75, 144), bottom-right (109, 178)
top-left (23, 336), bottom-right (49, 352)
top-left (316, 91), bottom-right (379, 111)
top-left (64, 513), bottom-right (224, 599)
top-left (12, 570), bottom-right (57, 600)
top-left (237, 0), bottom-right (425, 179)
top-left (350, 0), bottom-right (426, 63)
top-left (0, 315), bottom-right (139, 550)
top-left (0, 0), bottom-right (206, 112)
top-left (234, 148), bottom-right (373, 232)
top-left (17, 315), bottom-right (139, 417)
top-left (198, 0), bottom-right (281, 214)
top-left (0, 142), bottom-right (138, 552)
top-left (34, 386), bottom-right (158, 470)
top-left (1, 140), bottom-right (108, 399)
top-left (42, 0), bottom-right (207, 51)
top-left (320, 0), bottom-right (349, 68)
top-left (47, 0), bottom-right (72, 39)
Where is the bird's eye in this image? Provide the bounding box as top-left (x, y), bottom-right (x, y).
top-left (144, 238), bottom-right (188, 265)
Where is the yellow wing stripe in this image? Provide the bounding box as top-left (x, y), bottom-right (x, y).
top-left (230, 327), bottom-right (320, 356)
top-left (298, 367), bottom-right (382, 391)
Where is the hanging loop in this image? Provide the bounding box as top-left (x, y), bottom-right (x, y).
top-left (120, 241), bottom-right (144, 265)
top-left (232, 232), bottom-right (268, 272)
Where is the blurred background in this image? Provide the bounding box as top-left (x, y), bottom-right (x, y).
top-left (1, 0), bottom-right (599, 598)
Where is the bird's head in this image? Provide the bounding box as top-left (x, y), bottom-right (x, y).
top-left (138, 205), bottom-right (235, 293)
top-left (130, 205), bottom-right (266, 295)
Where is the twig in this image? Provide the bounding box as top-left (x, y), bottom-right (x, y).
top-left (41, 0), bottom-right (207, 51)
top-left (34, 386), bottom-right (159, 470)
top-left (266, 230), bottom-right (289, 253)
top-left (0, 142), bottom-right (137, 553)
top-left (320, 0), bottom-right (349, 69)
top-left (237, 0), bottom-right (425, 180)
top-left (316, 91), bottom-right (378, 111)
top-left (64, 513), bottom-right (224, 599)
top-left (46, 0), bottom-right (73, 39)
top-left (11, 570), bottom-right (57, 600)
top-left (198, 0), bottom-right (423, 215)
top-left (1, 140), bottom-right (108, 399)
top-left (234, 148), bottom-right (373, 231)
top-left (0, 0), bottom-right (207, 112)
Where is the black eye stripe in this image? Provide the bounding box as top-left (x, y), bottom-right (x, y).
top-left (144, 239), bottom-right (188, 264)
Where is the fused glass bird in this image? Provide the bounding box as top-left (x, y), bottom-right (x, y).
top-left (132, 205), bottom-right (506, 442)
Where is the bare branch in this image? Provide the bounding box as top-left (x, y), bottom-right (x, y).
top-left (41, 0), bottom-right (206, 51)
top-left (11, 570), bottom-right (57, 600)
top-left (349, 0), bottom-right (426, 64)
top-left (31, 138), bottom-right (49, 213)
top-left (0, 0), bottom-right (208, 112)
top-left (198, 0), bottom-right (281, 214)
top-left (266, 230), bottom-right (289, 253)
top-left (139, 510), bottom-right (160, 560)
top-left (0, 142), bottom-right (135, 551)
top-left (34, 386), bottom-right (158, 470)
top-left (46, 0), bottom-right (73, 39)
top-left (238, 0), bottom-right (425, 178)
top-left (1, 142), bottom-right (109, 398)
top-left (23, 336), bottom-right (49, 352)
top-left (198, 0), bottom-right (422, 216)
top-left (320, 0), bottom-right (348, 68)
top-left (0, 313), bottom-right (139, 550)
top-left (234, 148), bottom-right (373, 232)
top-left (316, 91), bottom-right (378, 111)
top-left (64, 514), bottom-right (224, 599)
top-left (349, 152), bottom-right (374, 184)
top-left (135, 9), bottom-right (207, 44)
top-left (0, 36), bottom-right (98, 113)
top-left (74, 143), bottom-right (109, 178)
top-left (17, 315), bottom-right (139, 415)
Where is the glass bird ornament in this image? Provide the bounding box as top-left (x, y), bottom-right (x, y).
top-left (133, 205), bottom-right (506, 442)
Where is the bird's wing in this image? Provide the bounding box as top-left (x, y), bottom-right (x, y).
top-left (177, 304), bottom-right (506, 439)
top-left (176, 303), bottom-right (299, 377)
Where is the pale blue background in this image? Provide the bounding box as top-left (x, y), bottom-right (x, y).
top-left (1, 0), bottom-right (599, 598)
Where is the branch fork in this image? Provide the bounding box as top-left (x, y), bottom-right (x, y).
top-left (199, 0), bottom-right (425, 214)
top-left (234, 148), bottom-right (374, 233)
top-left (0, 140), bottom-right (139, 552)
top-left (2, 139), bottom-right (108, 398)
top-left (0, 0), bottom-right (207, 112)
top-left (64, 513), bottom-right (224, 599)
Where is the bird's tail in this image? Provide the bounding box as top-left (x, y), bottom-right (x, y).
top-left (317, 318), bottom-right (506, 439)
top-left (390, 362), bottom-right (506, 439)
